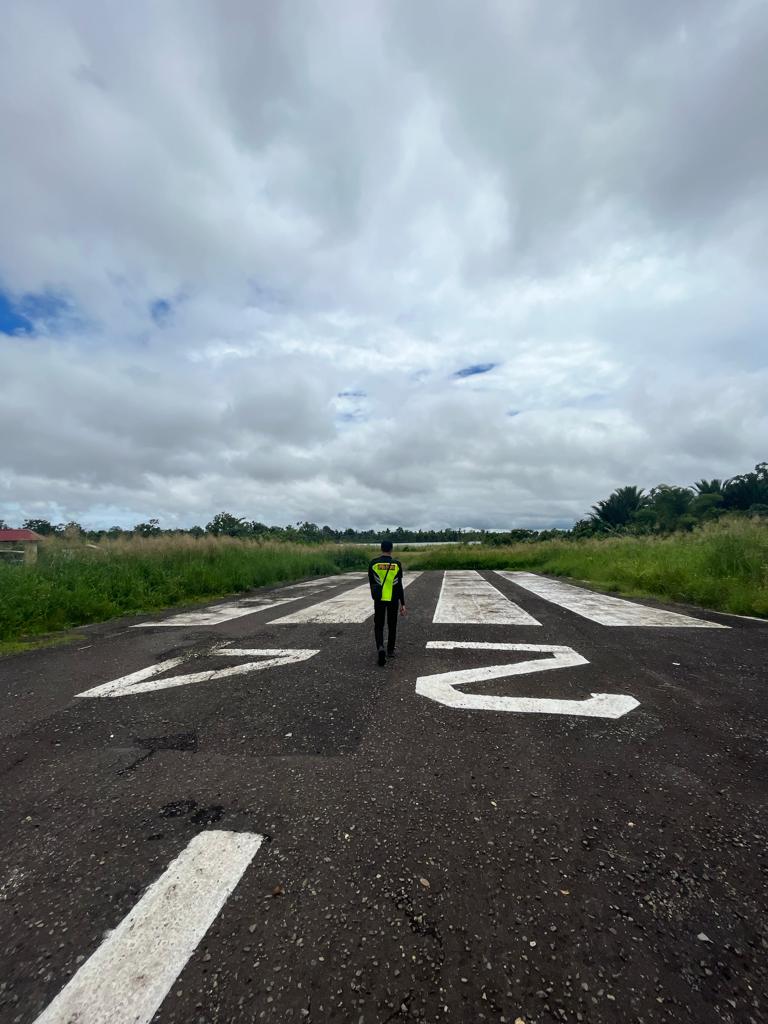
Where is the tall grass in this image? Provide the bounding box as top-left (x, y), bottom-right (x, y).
top-left (411, 517), bottom-right (768, 617)
top-left (0, 537), bottom-right (368, 645)
top-left (2, 520), bottom-right (765, 648)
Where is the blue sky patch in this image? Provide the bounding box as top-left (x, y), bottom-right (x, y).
top-left (453, 362), bottom-right (498, 378)
top-left (337, 389), bottom-right (366, 398)
top-left (19, 291), bottom-right (70, 322)
top-left (0, 291), bottom-right (33, 335)
top-left (150, 298), bottom-right (172, 325)
top-left (1, 289), bottom-right (75, 335)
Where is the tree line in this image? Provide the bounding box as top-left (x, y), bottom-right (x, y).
top-left (575, 461), bottom-right (768, 536)
top-left (0, 513), bottom-right (488, 545)
top-left (2, 461), bottom-right (764, 544)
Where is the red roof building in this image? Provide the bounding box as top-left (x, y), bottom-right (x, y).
top-left (0, 529), bottom-right (43, 542)
top-left (0, 529), bottom-right (43, 563)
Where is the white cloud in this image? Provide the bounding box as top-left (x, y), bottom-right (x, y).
top-left (0, 0), bottom-right (766, 529)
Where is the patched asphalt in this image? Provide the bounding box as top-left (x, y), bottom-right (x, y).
top-left (0, 570), bottom-right (766, 1024)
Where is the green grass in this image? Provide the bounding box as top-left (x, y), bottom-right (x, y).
top-left (0, 537), bottom-right (368, 648)
top-left (0, 632), bottom-right (81, 657)
top-left (410, 517), bottom-right (768, 618)
top-left (3, 520), bottom-right (765, 651)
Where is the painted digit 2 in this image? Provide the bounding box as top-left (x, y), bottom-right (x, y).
top-left (415, 641), bottom-right (639, 719)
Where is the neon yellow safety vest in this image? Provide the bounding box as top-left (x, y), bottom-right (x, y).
top-left (372, 561), bottom-right (399, 602)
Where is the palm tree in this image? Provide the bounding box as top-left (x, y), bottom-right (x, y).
top-left (648, 485), bottom-right (695, 532)
top-left (692, 479), bottom-right (725, 495)
top-left (589, 485), bottom-right (648, 530)
top-left (723, 463), bottom-right (768, 510)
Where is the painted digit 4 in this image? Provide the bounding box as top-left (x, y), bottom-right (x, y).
top-left (416, 641), bottom-right (639, 719)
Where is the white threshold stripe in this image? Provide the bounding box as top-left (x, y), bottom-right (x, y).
top-left (272, 572), bottom-right (422, 623)
top-left (496, 571), bottom-right (728, 628)
top-left (283, 572), bottom-right (368, 588)
top-left (132, 595), bottom-right (301, 627)
top-left (132, 573), bottom-right (365, 626)
top-left (33, 830), bottom-right (263, 1024)
top-left (433, 570), bottom-right (540, 625)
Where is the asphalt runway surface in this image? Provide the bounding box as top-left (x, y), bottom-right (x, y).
top-left (0, 570), bottom-right (766, 1024)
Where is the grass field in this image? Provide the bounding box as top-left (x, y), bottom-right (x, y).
top-left (0, 537), bottom-right (368, 650)
top-left (410, 517), bottom-right (768, 618)
top-left (2, 519), bottom-right (765, 652)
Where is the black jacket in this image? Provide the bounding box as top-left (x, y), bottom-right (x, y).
top-left (368, 555), bottom-right (405, 605)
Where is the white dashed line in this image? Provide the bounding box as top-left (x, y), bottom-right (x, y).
top-left (433, 570), bottom-right (540, 625)
top-left (33, 831), bottom-right (263, 1024)
top-left (496, 572), bottom-right (728, 628)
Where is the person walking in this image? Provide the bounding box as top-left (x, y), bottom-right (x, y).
top-left (368, 539), bottom-right (406, 666)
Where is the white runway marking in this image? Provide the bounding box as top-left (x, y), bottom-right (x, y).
top-left (132, 573), bottom-right (366, 626)
top-left (76, 647), bottom-right (319, 698)
top-left (416, 641), bottom-right (639, 718)
top-left (132, 595), bottom-right (301, 626)
top-left (496, 571), bottom-right (728, 628)
top-left (271, 573), bottom-right (422, 624)
top-left (283, 572), bottom-right (368, 588)
top-left (433, 570), bottom-right (540, 624)
top-left (33, 830), bottom-right (263, 1024)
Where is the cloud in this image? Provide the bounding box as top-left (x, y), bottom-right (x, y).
top-left (0, 0), bottom-right (766, 529)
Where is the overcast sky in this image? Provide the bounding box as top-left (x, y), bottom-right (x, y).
top-left (1, 0), bottom-right (766, 531)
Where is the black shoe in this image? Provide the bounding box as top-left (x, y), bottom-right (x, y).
top-left (377, 648), bottom-right (386, 667)
top-left (386, 649), bottom-right (396, 658)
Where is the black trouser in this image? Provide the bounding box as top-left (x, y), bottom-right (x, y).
top-left (373, 600), bottom-right (399, 652)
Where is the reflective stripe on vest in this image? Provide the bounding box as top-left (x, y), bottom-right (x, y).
top-left (372, 561), bottom-right (398, 602)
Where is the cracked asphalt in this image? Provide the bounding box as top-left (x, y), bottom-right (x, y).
top-left (0, 570), bottom-right (766, 1024)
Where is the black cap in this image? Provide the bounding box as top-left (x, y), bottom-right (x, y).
top-left (380, 539), bottom-right (393, 552)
